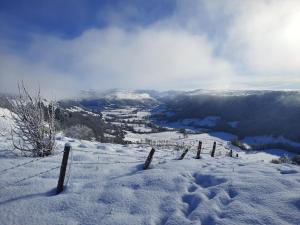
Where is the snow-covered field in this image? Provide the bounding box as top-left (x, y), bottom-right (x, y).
top-left (1, 137), bottom-right (300, 225)
top-left (102, 107), bottom-right (153, 133)
top-left (242, 136), bottom-right (300, 148)
top-left (1, 106), bottom-right (300, 225)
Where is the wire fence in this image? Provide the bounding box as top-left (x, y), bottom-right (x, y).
top-left (8, 166), bottom-right (60, 186)
top-left (0, 150), bottom-right (64, 191)
top-left (0, 150), bottom-right (63, 176)
top-left (72, 160), bottom-right (145, 165)
top-left (0, 138), bottom-right (236, 192)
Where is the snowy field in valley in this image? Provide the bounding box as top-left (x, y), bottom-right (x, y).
top-left (102, 107), bottom-right (153, 133)
top-left (1, 107), bottom-right (300, 225)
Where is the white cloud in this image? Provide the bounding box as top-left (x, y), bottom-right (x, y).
top-left (1, 0), bottom-right (300, 99)
top-left (0, 53), bottom-right (79, 98)
top-left (0, 26), bottom-right (237, 98)
top-left (220, 0), bottom-right (300, 74)
top-left (172, 0), bottom-right (300, 88)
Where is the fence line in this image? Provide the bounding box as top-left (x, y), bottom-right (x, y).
top-left (0, 139), bottom-right (236, 194)
top-left (0, 151), bottom-right (63, 176)
top-left (0, 166), bottom-right (60, 190)
top-left (72, 149), bottom-right (136, 157)
top-left (72, 160), bottom-right (145, 165)
top-left (0, 158), bottom-right (41, 175)
top-left (0, 151), bottom-right (64, 191)
top-left (137, 140), bottom-right (230, 149)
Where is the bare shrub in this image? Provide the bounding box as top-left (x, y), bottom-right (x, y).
top-left (10, 82), bottom-right (56, 157)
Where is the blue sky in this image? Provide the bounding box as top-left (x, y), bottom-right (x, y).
top-left (0, 0), bottom-right (300, 98)
top-left (0, 0), bottom-right (175, 39)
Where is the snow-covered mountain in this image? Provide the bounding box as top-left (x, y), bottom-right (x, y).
top-left (104, 90), bottom-right (155, 101)
top-left (68, 89), bottom-right (159, 111)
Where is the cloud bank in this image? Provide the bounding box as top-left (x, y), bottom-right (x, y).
top-left (0, 0), bottom-right (299, 98)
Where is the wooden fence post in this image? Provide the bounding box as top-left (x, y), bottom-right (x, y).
top-left (56, 143), bottom-right (71, 194)
top-left (144, 148), bottom-right (155, 170)
top-left (179, 148), bottom-right (189, 160)
top-left (211, 142), bottom-right (216, 157)
top-left (196, 141), bottom-right (202, 159)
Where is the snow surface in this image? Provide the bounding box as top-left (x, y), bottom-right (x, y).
top-left (154, 116), bottom-right (221, 131)
top-left (242, 136), bottom-right (300, 148)
top-left (1, 137), bottom-right (300, 225)
top-left (125, 131), bottom-right (236, 145)
top-left (102, 107), bottom-right (153, 133)
top-left (0, 107), bottom-right (14, 136)
top-left (1, 107), bottom-right (300, 225)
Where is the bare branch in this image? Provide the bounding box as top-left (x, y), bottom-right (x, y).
top-left (10, 82), bottom-right (56, 157)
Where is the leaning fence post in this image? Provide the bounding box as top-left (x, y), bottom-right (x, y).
top-left (211, 142), bottom-right (216, 157)
top-left (144, 148), bottom-right (155, 170)
top-left (196, 141), bottom-right (202, 159)
top-left (56, 143), bottom-right (71, 194)
top-left (179, 148), bottom-right (189, 160)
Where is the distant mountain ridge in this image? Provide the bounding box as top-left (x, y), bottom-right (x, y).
top-left (2, 89), bottom-right (300, 150)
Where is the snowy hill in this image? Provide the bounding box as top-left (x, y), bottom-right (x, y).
top-left (0, 136), bottom-right (300, 225)
top-left (56, 89), bottom-right (300, 153)
top-left (61, 89), bottom-right (158, 112)
top-left (1, 105), bottom-right (300, 225)
top-left (153, 90), bottom-right (300, 149)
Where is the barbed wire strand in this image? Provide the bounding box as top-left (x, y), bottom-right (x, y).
top-left (0, 166), bottom-right (60, 190)
top-left (0, 151), bottom-right (63, 176)
top-left (73, 160), bottom-right (145, 165)
top-left (72, 149), bottom-right (139, 157)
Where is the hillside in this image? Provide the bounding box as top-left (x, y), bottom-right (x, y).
top-left (149, 90), bottom-right (300, 151)
top-left (1, 105), bottom-right (300, 225)
top-left (1, 136), bottom-right (300, 225)
top-left (58, 90), bottom-right (300, 144)
top-left (72, 90), bottom-right (159, 111)
top-left (3, 89), bottom-right (300, 153)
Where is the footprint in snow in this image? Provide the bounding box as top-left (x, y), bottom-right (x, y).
top-left (182, 194), bottom-right (202, 217)
top-left (207, 189), bottom-right (217, 199)
top-left (193, 173), bottom-right (227, 188)
top-left (227, 186), bottom-right (238, 199)
top-left (280, 169), bottom-right (298, 175)
top-left (188, 184), bottom-right (198, 193)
